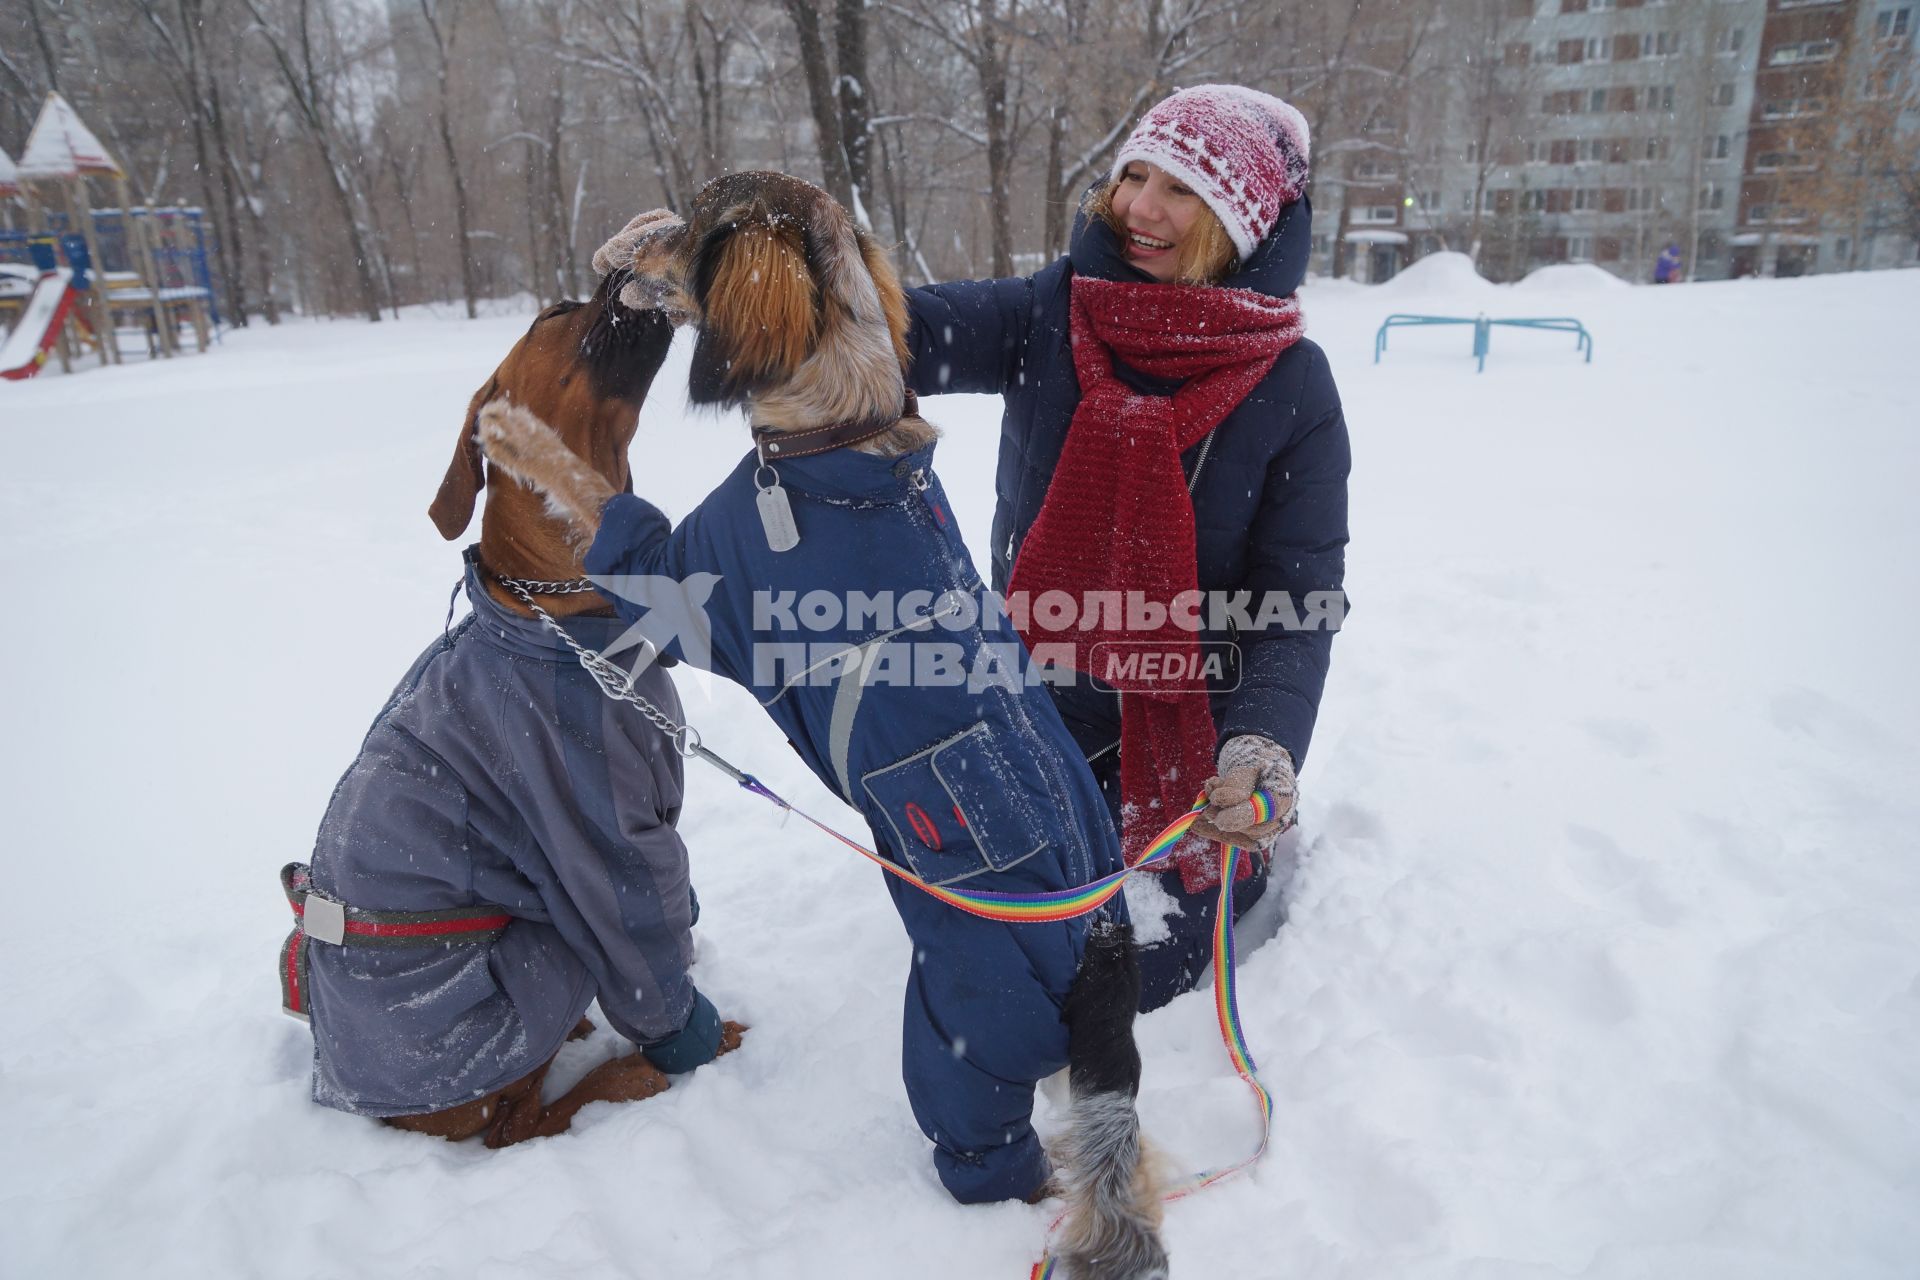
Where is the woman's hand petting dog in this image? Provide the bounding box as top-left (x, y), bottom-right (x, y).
top-left (1190, 734), bottom-right (1297, 849)
top-left (593, 209), bottom-right (691, 318)
top-left (476, 403), bottom-right (615, 541)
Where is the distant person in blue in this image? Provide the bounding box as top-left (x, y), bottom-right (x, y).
top-left (1654, 243), bottom-right (1683, 284)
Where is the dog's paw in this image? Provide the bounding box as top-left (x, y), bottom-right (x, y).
top-left (475, 402), bottom-right (564, 483)
top-left (569, 1054), bottom-right (672, 1106)
top-left (476, 402), bottom-right (615, 532)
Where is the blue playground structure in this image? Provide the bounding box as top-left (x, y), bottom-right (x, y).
top-left (1374, 313), bottom-right (1594, 373)
top-left (3, 93), bottom-right (223, 378)
top-left (1, 207), bottom-right (222, 325)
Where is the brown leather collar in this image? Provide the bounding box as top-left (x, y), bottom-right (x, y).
top-left (752, 391), bottom-right (920, 460)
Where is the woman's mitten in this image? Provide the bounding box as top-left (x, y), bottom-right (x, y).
top-left (593, 209), bottom-right (690, 314)
top-left (1190, 734), bottom-right (1297, 849)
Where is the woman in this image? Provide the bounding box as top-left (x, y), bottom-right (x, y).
top-left (906, 85), bottom-right (1350, 1011)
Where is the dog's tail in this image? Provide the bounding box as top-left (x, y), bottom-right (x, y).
top-left (1057, 919), bottom-right (1169, 1280)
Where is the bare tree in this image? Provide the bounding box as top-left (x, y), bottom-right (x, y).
top-left (237, 0), bottom-right (385, 321)
top-left (414, 0), bottom-right (480, 318)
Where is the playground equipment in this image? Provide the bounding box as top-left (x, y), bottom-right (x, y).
top-left (1374, 313), bottom-right (1595, 373)
top-left (0, 243), bottom-right (95, 381)
top-left (0, 93), bottom-right (219, 380)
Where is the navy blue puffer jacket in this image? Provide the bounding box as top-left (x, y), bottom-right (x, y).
top-left (904, 198), bottom-right (1351, 771)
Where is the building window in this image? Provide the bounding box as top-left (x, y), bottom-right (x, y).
top-left (1762, 97), bottom-right (1827, 119)
top-left (1574, 188), bottom-right (1602, 210)
top-left (1645, 137), bottom-right (1669, 161)
top-left (1715, 27), bottom-right (1745, 54)
top-left (1595, 87), bottom-right (1616, 111)
top-left (1567, 235), bottom-right (1593, 260)
top-left (1648, 84), bottom-right (1675, 111)
top-left (1351, 206), bottom-right (1400, 225)
top-left (1586, 36), bottom-right (1613, 62)
top-left (1560, 0), bottom-right (1586, 11)
top-left (1559, 38), bottom-right (1585, 64)
top-left (1505, 41), bottom-right (1533, 66)
top-left (1700, 182), bottom-right (1726, 210)
top-left (1705, 133), bottom-right (1732, 160)
top-left (1713, 82), bottom-right (1737, 106)
top-left (1876, 7), bottom-right (1912, 38)
top-left (1769, 39), bottom-right (1838, 64)
top-left (1643, 31), bottom-right (1680, 57)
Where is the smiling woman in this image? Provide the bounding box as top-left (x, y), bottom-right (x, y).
top-left (905, 84), bottom-right (1349, 1013)
top-left (1089, 162), bottom-right (1238, 286)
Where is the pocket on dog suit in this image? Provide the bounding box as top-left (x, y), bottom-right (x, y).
top-left (862, 721), bottom-right (1045, 885)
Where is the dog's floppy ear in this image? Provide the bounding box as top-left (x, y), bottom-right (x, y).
top-left (686, 204), bottom-right (819, 407)
top-left (856, 229), bottom-right (912, 371)
top-left (429, 375), bottom-right (498, 539)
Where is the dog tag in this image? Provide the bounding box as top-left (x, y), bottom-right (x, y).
top-left (756, 480), bottom-right (800, 552)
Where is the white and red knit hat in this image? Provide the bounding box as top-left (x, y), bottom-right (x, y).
top-left (1111, 84), bottom-right (1312, 261)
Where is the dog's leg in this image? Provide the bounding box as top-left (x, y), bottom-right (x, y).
top-left (476, 402), bottom-right (616, 539)
top-left (1056, 920), bottom-right (1169, 1280)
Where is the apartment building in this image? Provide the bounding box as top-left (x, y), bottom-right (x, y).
top-left (1734, 0), bottom-right (1920, 275)
top-left (1312, 0), bottom-right (1916, 282)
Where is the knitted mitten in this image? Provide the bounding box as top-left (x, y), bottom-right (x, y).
top-left (593, 209), bottom-right (689, 315)
top-left (1190, 734), bottom-right (1297, 849)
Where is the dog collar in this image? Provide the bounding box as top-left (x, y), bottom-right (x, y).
top-left (752, 391), bottom-right (920, 460)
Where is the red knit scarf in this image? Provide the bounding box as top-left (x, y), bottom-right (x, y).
top-left (1010, 275), bottom-right (1303, 887)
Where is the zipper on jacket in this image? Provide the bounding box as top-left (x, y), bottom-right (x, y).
top-left (909, 467), bottom-right (948, 527)
top-left (1186, 428), bottom-right (1218, 496)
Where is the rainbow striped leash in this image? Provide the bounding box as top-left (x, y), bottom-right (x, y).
top-left (721, 768), bottom-right (1276, 1277)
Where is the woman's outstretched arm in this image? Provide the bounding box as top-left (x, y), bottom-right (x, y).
top-left (904, 277), bottom-right (1036, 398)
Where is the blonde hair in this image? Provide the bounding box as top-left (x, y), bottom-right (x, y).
top-left (1084, 178), bottom-right (1238, 286)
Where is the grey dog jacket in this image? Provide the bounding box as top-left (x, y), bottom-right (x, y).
top-left (293, 553), bottom-right (707, 1117)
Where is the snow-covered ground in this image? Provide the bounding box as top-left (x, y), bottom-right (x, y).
top-left (3, 264), bottom-right (1917, 1279)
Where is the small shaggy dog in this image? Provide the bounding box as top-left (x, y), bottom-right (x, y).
top-left (477, 172), bottom-right (1168, 1279)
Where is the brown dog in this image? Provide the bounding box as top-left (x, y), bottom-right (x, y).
top-left (430, 272), bottom-right (679, 616)
top-left (312, 271), bottom-right (742, 1147)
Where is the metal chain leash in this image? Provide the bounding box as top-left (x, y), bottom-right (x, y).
top-left (493, 575), bottom-right (754, 784)
top-left (495, 574), bottom-right (603, 595)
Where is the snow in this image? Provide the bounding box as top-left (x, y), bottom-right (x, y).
top-left (1514, 262), bottom-right (1632, 292)
top-left (1376, 249), bottom-right (1497, 297)
top-left (4, 267), bottom-right (1920, 1278)
top-left (16, 91), bottom-right (121, 179)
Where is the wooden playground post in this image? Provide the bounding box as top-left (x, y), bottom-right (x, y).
top-left (116, 176), bottom-right (177, 357)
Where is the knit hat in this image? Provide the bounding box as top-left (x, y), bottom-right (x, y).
top-left (1110, 85), bottom-right (1312, 261)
